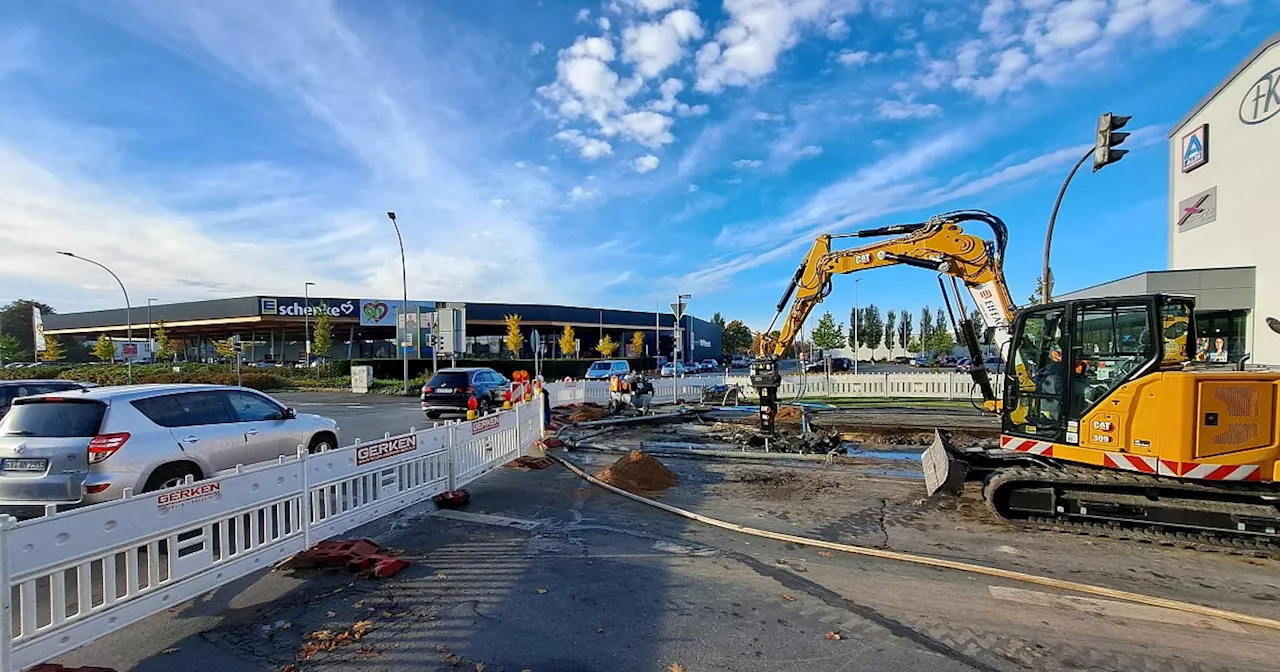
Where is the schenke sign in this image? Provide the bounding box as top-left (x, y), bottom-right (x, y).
top-left (260, 297), bottom-right (357, 318)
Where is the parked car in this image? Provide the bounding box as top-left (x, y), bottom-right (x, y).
top-left (730, 355), bottom-right (751, 368)
top-left (420, 367), bottom-right (511, 419)
top-left (0, 380), bottom-right (97, 421)
top-left (805, 357), bottom-right (853, 373)
top-left (659, 361), bottom-right (687, 377)
top-left (585, 360), bottom-right (631, 380)
top-left (892, 356), bottom-right (912, 365)
top-left (955, 357), bottom-right (972, 373)
top-left (701, 358), bottom-right (721, 371)
top-left (0, 384), bottom-right (339, 511)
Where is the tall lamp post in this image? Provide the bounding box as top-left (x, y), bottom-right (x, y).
top-left (304, 281), bottom-right (315, 366)
top-left (386, 212), bottom-right (410, 395)
top-left (58, 251), bottom-right (134, 384)
top-left (853, 278), bottom-right (861, 374)
top-left (147, 298), bottom-right (158, 350)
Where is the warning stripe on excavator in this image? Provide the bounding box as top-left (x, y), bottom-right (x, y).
top-left (1001, 437), bottom-right (1263, 482)
top-left (1000, 436), bottom-right (1054, 456)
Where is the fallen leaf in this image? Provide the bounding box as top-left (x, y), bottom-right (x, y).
top-left (825, 631), bottom-right (841, 641)
top-left (358, 644), bottom-right (380, 659)
top-left (282, 665), bottom-right (296, 672)
top-left (669, 665), bottom-right (686, 672)
top-left (382, 610), bottom-right (394, 618)
top-left (476, 664), bottom-right (487, 672)
top-left (782, 594), bottom-right (796, 602)
top-left (818, 550), bottom-right (832, 558)
top-left (352, 620), bottom-right (375, 638)
top-left (161, 648), bottom-right (180, 654)
top-left (437, 573), bottom-right (449, 579)
top-left (282, 622), bottom-right (292, 629)
top-left (354, 600), bottom-right (365, 608)
top-left (536, 588), bottom-right (548, 594)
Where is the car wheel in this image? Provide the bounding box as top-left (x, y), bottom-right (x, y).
top-left (426, 411), bottom-right (441, 420)
top-left (143, 463), bottom-right (202, 492)
top-left (308, 434), bottom-right (336, 454)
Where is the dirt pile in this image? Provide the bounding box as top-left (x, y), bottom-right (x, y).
top-left (593, 450), bottom-right (679, 494)
top-left (775, 405), bottom-right (804, 421)
top-left (569, 404), bottom-right (610, 423)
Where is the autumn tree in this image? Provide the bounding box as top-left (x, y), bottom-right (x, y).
top-left (93, 334), bottom-right (115, 362)
top-left (750, 331), bottom-right (764, 355)
top-left (503, 314), bottom-right (524, 357)
top-left (558, 324), bottom-right (576, 358)
top-left (884, 310), bottom-right (897, 353)
top-left (596, 334), bottom-right (618, 357)
top-left (722, 320), bottom-right (753, 354)
top-left (810, 312), bottom-right (845, 352)
top-left (39, 336), bottom-right (65, 362)
top-left (213, 338), bottom-right (236, 361)
top-left (631, 331), bottom-right (646, 357)
top-left (313, 304), bottom-right (333, 363)
top-left (153, 320), bottom-right (176, 362)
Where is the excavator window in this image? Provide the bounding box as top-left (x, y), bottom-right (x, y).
top-left (1068, 305), bottom-right (1156, 419)
top-left (1004, 307), bottom-right (1067, 441)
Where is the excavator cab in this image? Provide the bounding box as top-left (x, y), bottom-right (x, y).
top-left (1000, 293), bottom-right (1195, 444)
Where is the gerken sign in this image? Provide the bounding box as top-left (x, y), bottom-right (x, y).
top-left (471, 415), bottom-right (501, 435)
top-left (157, 482), bottom-right (221, 509)
top-left (260, 297), bottom-right (357, 318)
top-left (355, 435), bottom-right (419, 466)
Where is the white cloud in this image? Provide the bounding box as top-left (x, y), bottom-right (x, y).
top-left (825, 18), bottom-right (850, 39)
top-left (569, 184), bottom-right (599, 200)
top-left (576, 7), bottom-right (592, 22)
top-left (554, 128), bottom-right (614, 159)
top-left (686, 183), bottom-right (699, 193)
top-left (753, 111), bottom-right (785, 121)
top-left (628, 0), bottom-right (687, 12)
top-left (634, 154), bottom-right (660, 172)
top-left (836, 49), bottom-right (871, 66)
top-left (695, 0), bottom-right (846, 93)
top-left (616, 110), bottom-right (675, 147)
top-left (796, 144), bottom-right (822, 157)
top-left (732, 158), bottom-right (764, 168)
top-left (621, 9), bottom-right (704, 79)
top-left (876, 99), bottom-right (942, 119)
top-left (598, 16), bottom-right (612, 30)
top-left (679, 103), bottom-right (709, 116)
top-left (649, 77), bottom-right (685, 111)
top-left (530, 41), bottom-right (546, 55)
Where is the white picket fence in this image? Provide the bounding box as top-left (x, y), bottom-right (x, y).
top-left (0, 399), bottom-right (544, 672)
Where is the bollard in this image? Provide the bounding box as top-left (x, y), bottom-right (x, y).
top-left (504, 389), bottom-right (512, 410)
top-left (467, 395), bottom-right (478, 421)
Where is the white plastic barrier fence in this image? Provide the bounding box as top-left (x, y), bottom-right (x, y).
top-left (0, 399), bottom-right (545, 672)
top-left (545, 379), bottom-right (721, 407)
top-left (725, 372), bottom-right (1006, 400)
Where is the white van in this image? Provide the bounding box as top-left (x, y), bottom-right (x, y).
top-left (585, 360), bottom-right (631, 380)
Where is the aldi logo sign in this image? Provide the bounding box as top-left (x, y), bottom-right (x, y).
top-left (355, 435), bottom-right (419, 466)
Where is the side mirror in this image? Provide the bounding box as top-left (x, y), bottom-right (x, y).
top-left (285, 407), bottom-right (298, 419)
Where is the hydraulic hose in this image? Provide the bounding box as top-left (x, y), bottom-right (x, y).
top-left (545, 450), bottom-right (1280, 633)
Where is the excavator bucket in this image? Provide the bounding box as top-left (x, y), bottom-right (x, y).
top-left (922, 429), bottom-right (969, 496)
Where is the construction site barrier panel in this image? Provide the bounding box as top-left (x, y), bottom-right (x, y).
top-left (0, 398), bottom-right (542, 672)
top-left (725, 372), bottom-right (1006, 400)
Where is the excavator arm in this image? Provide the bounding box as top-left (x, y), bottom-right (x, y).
top-left (751, 210), bottom-right (1020, 431)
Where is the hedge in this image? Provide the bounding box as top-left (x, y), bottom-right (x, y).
top-left (0, 364), bottom-right (347, 392)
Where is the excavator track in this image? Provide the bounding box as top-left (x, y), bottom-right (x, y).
top-left (983, 465), bottom-right (1280, 558)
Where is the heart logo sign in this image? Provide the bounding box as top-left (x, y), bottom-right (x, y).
top-left (363, 302), bottom-right (390, 323)
top-left (340, 301), bottom-right (356, 315)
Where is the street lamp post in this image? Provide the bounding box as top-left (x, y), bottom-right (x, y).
top-left (386, 212), bottom-right (410, 396)
top-left (304, 282), bottom-right (315, 367)
top-left (147, 298), bottom-right (157, 353)
top-left (58, 252), bottom-right (133, 384)
top-left (1042, 149), bottom-right (1092, 303)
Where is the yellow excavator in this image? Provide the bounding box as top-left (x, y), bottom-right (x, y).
top-left (751, 209), bottom-right (1280, 551)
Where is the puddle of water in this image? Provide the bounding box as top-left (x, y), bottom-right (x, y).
top-left (864, 468), bottom-right (924, 479)
top-left (843, 444), bottom-right (922, 461)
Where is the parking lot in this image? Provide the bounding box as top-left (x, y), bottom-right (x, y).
top-left (40, 392), bottom-right (1280, 672)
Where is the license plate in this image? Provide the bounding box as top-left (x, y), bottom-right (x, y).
top-left (437, 387), bottom-right (454, 394)
top-left (2, 458), bottom-right (48, 472)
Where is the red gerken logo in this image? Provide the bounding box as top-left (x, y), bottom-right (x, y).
top-left (355, 435), bottom-right (419, 466)
top-left (471, 415), bottom-right (501, 435)
top-left (157, 482), bottom-right (221, 509)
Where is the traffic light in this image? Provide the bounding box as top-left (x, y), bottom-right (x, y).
top-left (1093, 112), bottom-right (1131, 172)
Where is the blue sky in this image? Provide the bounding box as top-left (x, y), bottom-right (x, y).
top-left (0, 0), bottom-right (1276, 332)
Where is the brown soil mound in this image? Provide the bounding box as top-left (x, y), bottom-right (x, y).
top-left (593, 450), bottom-right (679, 494)
top-left (569, 404), bottom-right (610, 423)
top-left (775, 405), bottom-right (803, 421)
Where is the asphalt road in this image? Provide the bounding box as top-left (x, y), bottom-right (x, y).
top-left (274, 391), bottom-right (430, 444)
top-left (48, 394), bottom-right (1280, 672)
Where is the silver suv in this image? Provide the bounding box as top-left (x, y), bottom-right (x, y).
top-left (0, 384), bottom-right (339, 511)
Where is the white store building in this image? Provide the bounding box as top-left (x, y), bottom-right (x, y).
top-left (1061, 30), bottom-right (1280, 366)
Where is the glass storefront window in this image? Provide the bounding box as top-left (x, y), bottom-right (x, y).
top-left (1194, 310), bottom-right (1248, 364)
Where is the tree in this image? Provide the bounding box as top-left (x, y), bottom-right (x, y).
top-left (153, 320), bottom-right (176, 362)
top-left (596, 334), bottom-right (618, 357)
top-left (558, 324), bottom-right (576, 358)
top-left (932, 321), bottom-right (957, 353)
top-left (313, 304), bottom-right (333, 363)
top-left (810, 312), bottom-right (845, 351)
top-left (631, 331), bottom-right (646, 357)
top-left (723, 320), bottom-right (753, 354)
top-left (0, 300), bottom-right (56, 358)
top-left (862, 305), bottom-right (884, 351)
top-left (900, 310), bottom-right (913, 352)
top-left (884, 310), bottom-right (897, 352)
top-left (711, 312), bottom-right (725, 330)
top-left (93, 334), bottom-right (115, 362)
top-left (935, 307), bottom-right (950, 347)
top-left (848, 308), bottom-right (858, 349)
top-left (1027, 276), bottom-right (1045, 305)
top-left (212, 338), bottom-right (236, 361)
top-left (39, 337), bottom-right (65, 362)
top-left (503, 314), bottom-right (524, 357)
top-left (919, 307), bottom-right (934, 349)
top-left (0, 334), bottom-right (24, 363)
